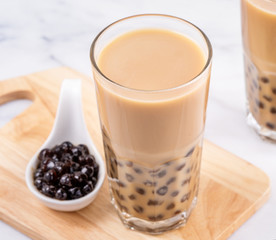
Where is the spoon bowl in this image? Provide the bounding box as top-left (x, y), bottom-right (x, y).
top-left (25, 79), bottom-right (105, 211)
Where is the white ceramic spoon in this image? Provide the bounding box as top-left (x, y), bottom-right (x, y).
top-left (25, 79), bottom-right (105, 211)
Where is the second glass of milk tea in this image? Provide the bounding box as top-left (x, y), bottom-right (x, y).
top-left (90, 14), bottom-right (212, 234)
top-left (241, 0), bottom-right (276, 141)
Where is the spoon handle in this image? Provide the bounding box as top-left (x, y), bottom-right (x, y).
top-left (46, 79), bottom-right (89, 145)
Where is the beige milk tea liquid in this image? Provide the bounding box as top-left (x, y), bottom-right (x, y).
top-left (94, 29), bottom-right (209, 223)
top-left (242, 0), bottom-right (276, 134)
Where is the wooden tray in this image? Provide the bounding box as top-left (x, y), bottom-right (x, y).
top-left (0, 67), bottom-right (270, 240)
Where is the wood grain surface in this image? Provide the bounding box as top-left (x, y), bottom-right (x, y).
top-left (0, 67), bottom-right (270, 240)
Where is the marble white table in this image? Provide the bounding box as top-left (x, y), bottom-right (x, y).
top-left (0, 0), bottom-right (275, 239)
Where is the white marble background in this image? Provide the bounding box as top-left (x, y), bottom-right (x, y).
top-left (0, 0), bottom-right (275, 239)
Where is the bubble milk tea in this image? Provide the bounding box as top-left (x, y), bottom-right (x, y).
top-left (241, 0), bottom-right (276, 139)
top-left (91, 18), bottom-right (212, 233)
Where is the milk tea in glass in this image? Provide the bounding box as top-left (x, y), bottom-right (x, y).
top-left (241, 0), bottom-right (276, 140)
top-left (90, 14), bottom-right (212, 234)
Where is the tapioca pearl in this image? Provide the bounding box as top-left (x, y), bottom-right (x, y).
top-left (148, 169), bottom-right (161, 177)
top-left (155, 214), bottom-right (164, 221)
top-left (126, 161), bottom-right (133, 167)
top-left (255, 99), bottom-right (264, 109)
top-left (128, 194), bottom-right (136, 200)
top-left (157, 186), bottom-right (168, 196)
top-left (181, 192), bottom-right (191, 203)
top-left (121, 205), bottom-right (129, 213)
top-left (115, 190), bottom-right (125, 201)
top-left (117, 181), bottom-right (126, 188)
top-left (136, 187), bottom-right (145, 195)
top-left (171, 190), bottom-right (179, 197)
top-left (166, 203), bottom-right (175, 210)
top-left (174, 210), bottom-right (181, 215)
top-left (144, 180), bottom-right (157, 187)
top-left (133, 205), bottom-right (143, 213)
top-left (148, 214), bottom-right (164, 221)
top-left (166, 177), bottom-right (176, 185)
top-left (263, 95), bottom-right (272, 102)
top-left (157, 169), bottom-right (167, 178)
top-left (272, 88), bottom-right (276, 95)
top-left (270, 107), bottom-right (276, 114)
top-left (260, 77), bottom-right (269, 83)
top-left (266, 122), bottom-right (275, 129)
top-left (125, 173), bottom-right (134, 182)
top-left (176, 163), bottom-right (186, 171)
top-left (185, 147), bottom-right (195, 157)
top-left (134, 167), bottom-right (143, 174)
top-left (181, 177), bottom-right (191, 186)
top-left (147, 199), bottom-right (159, 206)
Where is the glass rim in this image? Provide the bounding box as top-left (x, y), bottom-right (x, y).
top-left (90, 13), bottom-right (213, 93)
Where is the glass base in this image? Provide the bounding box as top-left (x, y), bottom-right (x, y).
top-left (111, 194), bottom-right (197, 234)
top-left (246, 110), bottom-right (276, 142)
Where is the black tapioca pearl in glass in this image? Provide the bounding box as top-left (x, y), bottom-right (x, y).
top-left (115, 190), bottom-right (125, 201)
top-left (260, 77), bottom-right (269, 83)
top-left (148, 216), bottom-right (157, 221)
top-left (134, 167), bottom-right (143, 174)
top-left (117, 181), bottom-right (126, 188)
top-left (181, 177), bottom-right (191, 186)
top-left (157, 169), bottom-right (167, 178)
top-left (272, 88), bottom-right (276, 95)
top-left (125, 173), bottom-right (134, 182)
top-left (174, 210), bottom-right (181, 215)
top-left (166, 203), bottom-right (175, 210)
top-left (155, 214), bottom-right (164, 221)
top-left (157, 186), bottom-right (168, 196)
top-left (180, 192), bottom-right (191, 203)
top-left (126, 161), bottom-right (133, 167)
top-left (136, 187), bottom-right (145, 195)
top-left (148, 168), bottom-right (161, 174)
top-left (133, 205), bottom-right (143, 213)
top-left (166, 177), bottom-right (176, 186)
top-left (171, 190), bottom-right (179, 197)
top-left (266, 122), bottom-right (275, 129)
top-left (128, 194), bottom-right (136, 200)
top-left (144, 180), bottom-right (156, 187)
top-left (185, 147), bottom-right (195, 157)
top-left (147, 199), bottom-right (159, 206)
top-left (120, 205), bottom-right (129, 212)
top-left (255, 99), bottom-right (264, 109)
top-left (263, 95), bottom-right (272, 102)
top-left (270, 107), bottom-right (276, 114)
top-left (176, 163), bottom-right (186, 171)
